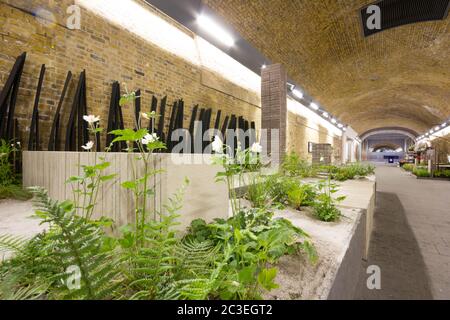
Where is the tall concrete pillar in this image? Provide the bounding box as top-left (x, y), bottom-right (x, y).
top-left (261, 64), bottom-right (287, 167)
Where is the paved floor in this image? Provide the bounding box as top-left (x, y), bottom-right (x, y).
top-left (355, 164), bottom-right (450, 299)
top-left (0, 199), bottom-right (44, 259)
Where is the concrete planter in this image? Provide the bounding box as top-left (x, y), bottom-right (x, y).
top-left (22, 151), bottom-right (229, 230)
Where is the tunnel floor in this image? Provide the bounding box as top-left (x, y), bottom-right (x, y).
top-left (355, 164), bottom-right (450, 299)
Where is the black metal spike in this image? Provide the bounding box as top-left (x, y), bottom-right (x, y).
top-left (28, 64), bottom-right (46, 151)
top-left (148, 95), bottom-right (158, 133)
top-left (65, 71), bottom-right (83, 151)
top-left (157, 96), bottom-right (167, 144)
top-left (214, 110), bottom-right (222, 130)
top-left (0, 52), bottom-right (26, 141)
top-left (49, 71), bottom-right (72, 151)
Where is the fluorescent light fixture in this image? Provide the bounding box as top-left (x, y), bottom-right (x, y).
top-left (425, 133), bottom-right (429, 136)
top-left (442, 123), bottom-right (447, 127)
top-left (197, 15), bottom-right (234, 47)
top-left (292, 89), bottom-right (304, 99)
top-left (337, 123), bottom-right (343, 128)
top-left (435, 126), bottom-right (440, 131)
top-left (331, 118), bottom-right (337, 124)
top-left (310, 102), bottom-right (319, 110)
top-left (322, 112), bottom-right (329, 118)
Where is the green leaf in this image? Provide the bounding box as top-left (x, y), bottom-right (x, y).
top-left (121, 181), bottom-right (137, 189)
top-left (257, 268), bottom-right (279, 291)
top-left (238, 265), bottom-right (256, 284)
top-left (94, 162), bottom-right (111, 171)
top-left (100, 174), bottom-right (117, 182)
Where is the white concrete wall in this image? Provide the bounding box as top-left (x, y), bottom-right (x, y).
top-left (22, 151), bottom-right (229, 230)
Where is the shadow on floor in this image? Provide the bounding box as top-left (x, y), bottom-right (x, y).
top-left (354, 192), bottom-right (433, 299)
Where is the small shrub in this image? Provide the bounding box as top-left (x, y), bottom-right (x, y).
top-left (0, 140), bottom-right (17, 186)
top-left (246, 175), bottom-right (271, 208)
top-left (313, 178), bottom-right (345, 222)
top-left (403, 164), bottom-right (414, 172)
top-left (433, 170), bottom-right (450, 178)
top-left (0, 140), bottom-right (30, 200)
top-left (320, 163), bottom-right (375, 181)
top-left (286, 184), bottom-right (307, 210)
top-left (413, 168), bottom-right (430, 177)
top-left (185, 208), bottom-right (317, 299)
top-left (281, 153), bottom-right (317, 178)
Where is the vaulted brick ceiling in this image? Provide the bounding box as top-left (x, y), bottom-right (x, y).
top-left (204, 0), bottom-right (450, 135)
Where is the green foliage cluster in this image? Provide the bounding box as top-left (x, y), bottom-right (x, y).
top-left (413, 167), bottom-right (430, 177)
top-left (0, 140), bottom-right (31, 201)
top-left (313, 178), bottom-right (345, 222)
top-left (433, 170), bottom-right (450, 178)
top-left (185, 209), bottom-right (317, 299)
top-left (281, 152), bottom-right (374, 181)
top-left (246, 174), bottom-right (316, 211)
top-left (323, 163), bottom-right (375, 181)
top-left (402, 163), bottom-right (414, 172)
top-left (0, 188), bottom-right (121, 300)
top-left (281, 153), bottom-right (317, 178)
top-left (245, 173), bottom-right (343, 222)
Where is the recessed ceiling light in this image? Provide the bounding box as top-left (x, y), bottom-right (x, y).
top-left (310, 102), bottom-right (319, 110)
top-left (435, 126), bottom-right (440, 131)
top-left (337, 123), bottom-right (343, 128)
top-left (292, 89), bottom-right (303, 99)
top-left (322, 112), bottom-right (329, 118)
top-left (197, 14), bottom-right (235, 47)
top-left (442, 123), bottom-right (447, 127)
top-left (331, 118), bottom-right (337, 124)
top-left (261, 64), bottom-right (267, 69)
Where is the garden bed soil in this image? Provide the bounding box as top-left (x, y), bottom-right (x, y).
top-left (264, 206), bottom-right (364, 300)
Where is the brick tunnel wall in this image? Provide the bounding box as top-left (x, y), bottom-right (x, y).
top-left (0, 0), bottom-right (261, 149)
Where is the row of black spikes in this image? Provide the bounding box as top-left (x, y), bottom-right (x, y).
top-left (0, 52), bottom-right (256, 155)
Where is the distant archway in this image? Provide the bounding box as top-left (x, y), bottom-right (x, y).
top-left (361, 127), bottom-right (418, 142)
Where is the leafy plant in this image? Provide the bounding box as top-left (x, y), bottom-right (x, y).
top-left (0, 188), bottom-right (121, 300)
top-left (212, 137), bottom-right (262, 216)
top-left (0, 140), bottom-right (16, 186)
top-left (434, 170), bottom-right (450, 178)
top-left (185, 208), bottom-right (317, 299)
top-left (402, 163), bottom-right (414, 172)
top-left (281, 152), bottom-right (317, 178)
top-left (0, 140), bottom-right (31, 200)
top-left (246, 174), bottom-right (271, 209)
top-left (413, 167), bottom-right (430, 177)
top-left (313, 177), bottom-right (345, 222)
top-left (322, 163), bottom-right (375, 181)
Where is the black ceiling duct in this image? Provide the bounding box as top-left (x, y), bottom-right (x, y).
top-left (361, 0), bottom-right (450, 37)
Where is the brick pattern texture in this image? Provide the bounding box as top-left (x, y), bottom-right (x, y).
top-left (0, 0), bottom-right (260, 149)
top-left (261, 64), bottom-right (287, 163)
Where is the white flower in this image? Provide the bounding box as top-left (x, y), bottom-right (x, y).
top-left (83, 115), bottom-right (100, 124)
top-left (250, 142), bottom-right (262, 154)
top-left (16, 141), bottom-right (20, 146)
top-left (140, 112), bottom-right (150, 120)
top-left (142, 133), bottom-right (159, 145)
top-left (211, 135), bottom-right (223, 154)
top-left (82, 141), bottom-right (94, 150)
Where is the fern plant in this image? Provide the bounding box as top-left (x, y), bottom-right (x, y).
top-left (0, 187), bottom-right (122, 300)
